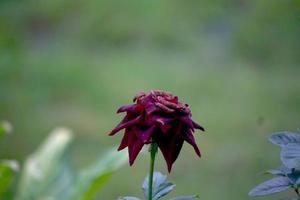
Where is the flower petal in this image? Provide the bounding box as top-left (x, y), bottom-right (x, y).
top-left (158, 135), bottom-right (184, 172)
top-left (118, 129), bottom-right (129, 151)
top-left (144, 103), bottom-right (158, 115)
top-left (117, 104), bottom-right (137, 113)
top-left (109, 115), bottom-right (142, 136)
top-left (160, 124), bottom-right (172, 134)
top-left (184, 130), bottom-right (201, 157)
top-left (156, 125), bottom-right (184, 172)
top-left (148, 115), bottom-right (173, 134)
top-left (133, 91), bottom-right (146, 102)
top-left (179, 116), bottom-right (194, 130)
top-left (128, 129), bottom-right (144, 165)
top-left (157, 96), bottom-right (179, 109)
top-left (155, 102), bottom-right (175, 113)
top-left (135, 125), bottom-right (156, 143)
top-left (192, 121), bottom-right (205, 131)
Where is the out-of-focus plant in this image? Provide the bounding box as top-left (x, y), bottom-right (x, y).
top-left (0, 120), bottom-right (19, 198)
top-left (15, 127), bottom-right (127, 200)
top-left (0, 120), bottom-right (13, 137)
top-left (118, 171), bottom-right (199, 200)
top-left (249, 129), bottom-right (300, 199)
top-left (110, 90), bottom-right (205, 200)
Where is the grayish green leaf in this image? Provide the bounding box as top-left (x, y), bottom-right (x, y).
top-left (286, 169), bottom-right (300, 185)
top-left (153, 182), bottom-right (176, 200)
top-left (269, 132), bottom-right (300, 147)
top-left (143, 171), bottom-right (176, 200)
top-left (282, 198), bottom-right (300, 200)
top-left (169, 195), bottom-right (199, 200)
top-left (266, 165), bottom-right (291, 176)
top-left (248, 176), bottom-right (291, 197)
top-left (281, 143), bottom-right (300, 169)
top-left (118, 197), bottom-right (141, 200)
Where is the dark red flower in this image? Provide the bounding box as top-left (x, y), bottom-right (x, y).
top-left (109, 90), bottom-right (205, 172)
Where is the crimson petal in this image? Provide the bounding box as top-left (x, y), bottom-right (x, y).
top-left (109, 115), bottom-right (141, 135)
top-left (117, 104), bottom-right (137, 113)
top-left (128, 129), bottom-right (144, 165)
top-left (179, 116), bottom-right (194, 130)
top-left (192, 120), bottom-right (205, 131)
top-left (118, 129), bottom-right (130, 151)
top-left (135, 125), bottom-right (156, 143)
top-left (157, 133), bottom-right (184, 172)
top-left (184, 129), bottom-right (201, 157)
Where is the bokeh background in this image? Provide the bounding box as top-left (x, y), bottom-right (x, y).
top-left (1, 0), bottom-right (300, 199)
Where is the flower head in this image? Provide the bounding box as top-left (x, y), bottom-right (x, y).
top-left (109, 90), bottom-right (204, 172)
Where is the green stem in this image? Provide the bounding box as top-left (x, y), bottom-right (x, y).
top-left (148, 142), bottom-right (158, 200)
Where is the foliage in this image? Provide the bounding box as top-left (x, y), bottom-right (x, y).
top-left (0, 121), bottom-right (18, 198)
top-left (119, 171), bottom-right (199, 200)
top-left (0, 117), bottom-right (127, 200)
top-left (0, 160), bottom-right (19, 197)
top-left (249, 129), bottom-right (300, 199)
top-left (14, 127), bottom-right (127, 200)
top-left (0, 121), bottom-right (12, 137)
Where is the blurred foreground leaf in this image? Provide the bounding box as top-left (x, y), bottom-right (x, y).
top-left (15, 127), bottom-right (127, 200)
top-left (0, 160), bottom-right (19, 196)
top-left (15, 127), bottom-right (74, 200)
top-left (70, 148), bottom-right (127, 200)
top-left (118, 197), bottom-right (141, 200)
top-left (0, 121), bottom-right (12, 137)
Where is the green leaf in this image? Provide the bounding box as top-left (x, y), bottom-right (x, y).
top-left (118, 197), bottom-right (141, 200)
top-left (70, 148), bottom-right (127, 200)
top-left (248, 176), bottom-right (291, 197)
top-left (0, 126), bottom-right (5, 137)
top-left (142, 171), bottom-right (176, 200)
top-left (15, 127), bottom-right (74, 200)
top-left (0, 121), bottom-right (12, 137)
top-left (269, 131), bottom-right (300, 147)
top-left (0, 160), bottom-right (19, 196)
top-left (169, 195), bottom-right (199, 200)
top-left (281, 143), bottom-right (300, 169)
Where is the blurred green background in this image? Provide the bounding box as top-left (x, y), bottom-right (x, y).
top-left (1, 0), bottom-right (300, 199)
